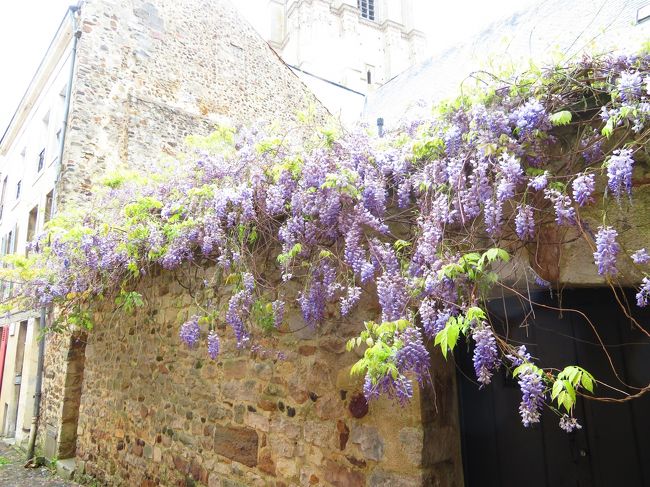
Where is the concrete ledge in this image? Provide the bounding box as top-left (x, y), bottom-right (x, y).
top-left (55, 457), bottom-right (76, 480)
top-left (56, 458), bottom-right (76, 480)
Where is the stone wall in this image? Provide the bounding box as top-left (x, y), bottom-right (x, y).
top-left (58, 0), bottom-right (328, 209)
top-left (39, 330), bottom-right (87, 459)
top-left (64, 265), bottom-right (462, 486)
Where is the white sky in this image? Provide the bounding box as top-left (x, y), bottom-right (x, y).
top-left (0, 0), bottom-right (538, 133)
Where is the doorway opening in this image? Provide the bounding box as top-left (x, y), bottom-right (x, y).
top-left (457, 288), bottom-right (650, 487)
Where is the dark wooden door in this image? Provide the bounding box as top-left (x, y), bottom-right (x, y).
top-left (457, 288), bottom-right (650, 487)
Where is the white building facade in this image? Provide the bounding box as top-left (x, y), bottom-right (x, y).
top-left (0, 9), bottom-right (75, 448)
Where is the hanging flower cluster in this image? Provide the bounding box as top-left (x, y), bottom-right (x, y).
top-left (5, 52), bottom-right (650, 431)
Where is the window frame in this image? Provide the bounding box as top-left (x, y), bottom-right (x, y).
top-left (357, 0), bottom-right (375, 21)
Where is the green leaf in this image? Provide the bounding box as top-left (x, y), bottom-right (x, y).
top-left (496, 248), bottom-right (510, 262)
top-left (602, 119), bottom-right (614, 138)
top-left (512, 364), bottom-right (526, 378)
top-left (466, 307), bottom-right (486, 323)
top-left (549, 110), bottom-right (572, 126)
top-left (441, 263), bottom-right (464, 279)
top-left (289, 243), bottom-right (302, 257)
top-left (581, 373), bottom-right (594, 393)
top-left (394, 239), bottom-right (412, 251)
top-left (526, 167), bottom-right (546, 177)
top-left (563, 380), bottom-right (576, 403)
top-left (447, 323), bottom-right (460, 351)
top-left (461, 252), bottom-right (481, 264)
top-left (434, 328), bottom-right (448, 359)
top-left (350, 360), bottom-right (367, 376)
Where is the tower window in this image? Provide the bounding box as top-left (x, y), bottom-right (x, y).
top-left (367, 70), bottom-right (372, 84)
top-left (358, 0), bottom-right (375, 21)
top-left (37, 148), bottom-right (45, 172)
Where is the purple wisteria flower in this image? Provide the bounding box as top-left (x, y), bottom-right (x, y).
top-left (242, 272), bottom-right (255, 292)
top-left (636, 277), bottom-right (650, 307)
top-left (272, 300), bottom-right (285, 328)
top-left (298, 260), bottom-right (338, 328)
top-left (472, 325), bottom-right (499, 387)
top-left (593, 226), bottom-right (620, 276)
top-left (363, 373), bottom-right (414, 405)
top-left (484, 199), bottom-right (503, 236)
top-left (340, 286), bottom-right (361, 316)
top-left (226, 281), bottom-right (254, 348)
top-left (533, 273), bottom-right (551, 288)
top-left (496, 154), bottom-right (523, 201)
top-left (179, 316), bottom-right (200, 348)
top-left (631, 248), bottom-right (649, 265)
top-left (419, 298), bottom-right (436, 336)
top-left (606, 149), bottom-right (634, 198)
top-left (512, 99), bottom-right (549, 137)
top-left (362, 177), bottom-right (387, 217)
top-left (515, 204), bottom-right (535, 240)
top-left (572, 173), bottom-right (595, 206)
top-left (207, 331), bottom-right (220, 360)
top-left (544, 189), bottom-right (575, 225)
top-left (377, 272), bottom-right (409, 322)
top-left (506, 345), bottom-right (531, 367)
top-left (559, 414), bottom-right (582, 433)
top-left (617, 71), bottom-right (643, 102)
top-left (528, 171), bottom-right (548, 191)
top-left (395, 327), bottom-right (430, 385)
top-left (420, 299), bottom-right (451, 338)
top-left (580, 135), bottom-right (603, 164)
top-left (518, 365), bottom-right (545, 427)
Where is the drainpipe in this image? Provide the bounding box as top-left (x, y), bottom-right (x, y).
top-left (26, 4), bottom-right (80, 463)
top-left (376, 117), bottom-right (384, 138)
top-left (26, 308), bottom-right (46, 462)
top-left (54, 4), bottom-right (81, 210)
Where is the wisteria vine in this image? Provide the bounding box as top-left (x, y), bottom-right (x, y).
top-left (3, 52), bottom-right (650, 432)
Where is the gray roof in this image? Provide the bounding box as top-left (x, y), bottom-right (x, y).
top-left (364, 0), bottom-right (650, 127)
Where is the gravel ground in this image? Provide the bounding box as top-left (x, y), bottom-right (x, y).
top-left (0, 442), bottom-right (80, 487)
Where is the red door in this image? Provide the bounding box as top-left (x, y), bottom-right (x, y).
top-left (0, 326), bottom-right (8, 395)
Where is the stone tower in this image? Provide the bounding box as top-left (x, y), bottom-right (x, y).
top-left (267, 0), bottom-right (427, 94)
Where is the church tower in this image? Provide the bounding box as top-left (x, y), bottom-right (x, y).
top-left (266, 0), bottom-right (427, 95)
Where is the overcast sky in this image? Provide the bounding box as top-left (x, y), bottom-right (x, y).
top-left (0, 0), bottom-right (538, 133)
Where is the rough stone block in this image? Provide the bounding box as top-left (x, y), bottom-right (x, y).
top-left (323, 460), bottom-right (365, 487)
top-left (303, 421), bottom-right (332, 449)
top-left (244, 412), bottom-right (270, 432)
top-left (213, 425), bottom-right (259, 467)
top-left (398, 427), bottom-right (423, 466)
top-left (369, 470), bottom-right (422, 487)
top-left (350, 425), bottom-right (385, 461)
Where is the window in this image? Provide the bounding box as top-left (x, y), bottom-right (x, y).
top-left (358, 0), bottom-right (375, 20)
top-left (638, 4), bottom-right (650, 23)
top-left (42, 110), bottom-right (50, 134)
top-left (0, 176), bottom-right (6, 220)
top-left (37, 148), bottom-right (45, 172)
top-left (367, 70), bottom-right (372, 84)
top-left (15, 180), bottom-right (21, 200)
top-left (3, 227), bottom-right (17, 298)
top-left (26, 206), bottom-right (38, 256)
top-left (44, 190), bottom-right (54, 224)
